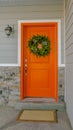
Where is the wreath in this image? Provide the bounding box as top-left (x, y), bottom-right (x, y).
top-left (28, 35), bottom-right (51, 56)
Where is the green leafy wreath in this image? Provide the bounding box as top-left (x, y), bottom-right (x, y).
top-left (28, 35), bottom-right (51, 56)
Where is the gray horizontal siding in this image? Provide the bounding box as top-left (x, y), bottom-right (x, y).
top-left (0, 13), bottom-right (64, 20)
top-left (0, 0), bottom-right (64, 6)
top-left (65, 0), bottom-right (73, 60)
top-left (0, 5), bottom-right (64, 12)
top-left (65, 0), bottom-right (73, 128)
top-left (0, 1), bottom-right (64, 64)
top-left (65, 4), bottom-right (73, 29)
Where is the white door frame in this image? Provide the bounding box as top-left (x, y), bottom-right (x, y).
top-left (18, 19), bottom-right (65, 67)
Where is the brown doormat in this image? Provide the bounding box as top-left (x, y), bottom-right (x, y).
top-left (17, 110), bottom-right (57, 122)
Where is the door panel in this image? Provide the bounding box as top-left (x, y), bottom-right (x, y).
top-left (21, 22), bottom-right (58, 100)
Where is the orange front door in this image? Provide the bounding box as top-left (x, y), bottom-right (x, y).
top-left (20, 22), bottom-right (58, 101)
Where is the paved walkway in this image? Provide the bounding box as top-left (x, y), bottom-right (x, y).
top-left (0, 106), bottom-right (72, 130)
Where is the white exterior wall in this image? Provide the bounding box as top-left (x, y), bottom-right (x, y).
top-left (0, 0), bottom-right (64, 65)
top-left (65, 0), bottom-right (73, 128)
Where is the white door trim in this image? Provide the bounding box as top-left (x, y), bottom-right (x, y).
top-left (18, 19), bottom-right (64, 67)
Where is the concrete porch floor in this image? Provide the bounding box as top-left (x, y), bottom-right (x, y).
top-left (0, 106), bottom-right (72, 130)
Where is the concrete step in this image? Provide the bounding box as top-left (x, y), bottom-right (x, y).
top-left (8, 98), bottom-right (66, 111)
top-left (14, 102), bottom-right (66, 111)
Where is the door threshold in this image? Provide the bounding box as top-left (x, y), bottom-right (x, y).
top-left (22, 98), bottom-right (56, 103)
